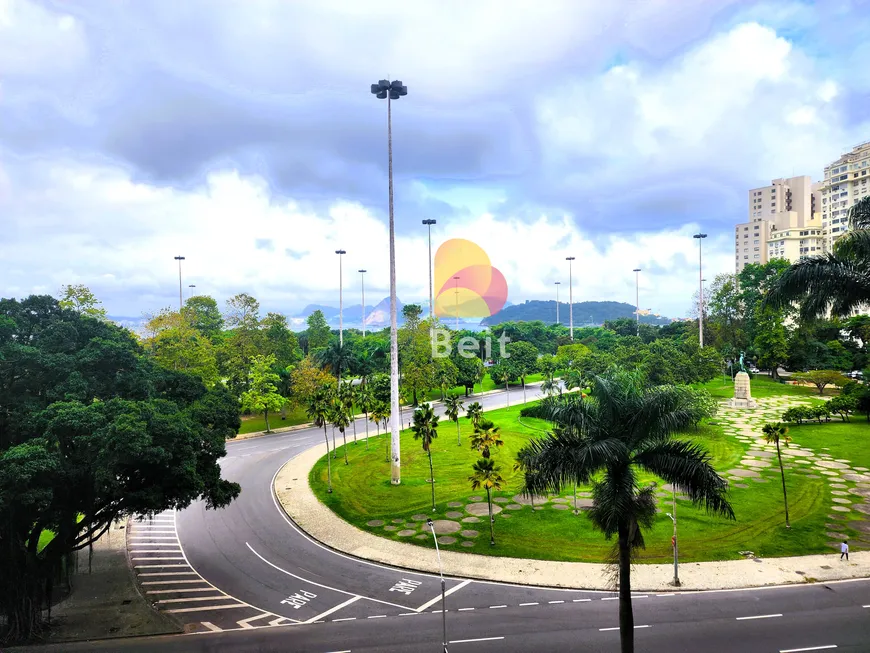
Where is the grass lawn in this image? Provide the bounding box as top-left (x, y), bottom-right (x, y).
top-left (695, 375), bottom-right (821, 399)
top-left (310, 401), bottom-right (838, 564)
top-left (786, 419), bottom-right (870, 470)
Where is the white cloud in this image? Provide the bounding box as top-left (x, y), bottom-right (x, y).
top-left (0, 0), bottom-right (88, 77)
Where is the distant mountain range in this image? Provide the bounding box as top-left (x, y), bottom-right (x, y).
top-left (480, 300), bottom-right (671, 326)
top-left (299, 297), bottom-right (407, 328)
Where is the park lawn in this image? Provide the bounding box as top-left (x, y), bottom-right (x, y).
top-left (239, 405), bottom-right (310, 434)
top-left (310, 403), bottom-right (835, 564)
top-left (695, 375), bottom-right (820, 399)
top-left (786, 419), bottom-right (870, 470)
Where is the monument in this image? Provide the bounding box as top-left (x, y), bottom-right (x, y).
top-left (727, 352), bottom-right (757, 409)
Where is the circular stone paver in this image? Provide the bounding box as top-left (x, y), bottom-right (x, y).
top-left (854, 467), bottom-right (869, 472)
top-left (461, 516), bottom-right (481, 523)
top-left (414, 534), bottom-right (429, 540)
top-left (552, 504), bottom-right (570, 510)
top-left (492, 497), bottom-right (510, 504)
top-left (461, 541), bottom-right (475, 547)
top-left (852, 503), bottom-right (870, 515)
top-left (572, 498), bottom-right (594, 509)
top-left (843, 474), bottom-right (870, 482)
top-left (831, 506), bottom-right (851, 512)
top-left (831, 491), bottom-right (850, 496)
top-left (500, 513), bottom-right (512, 519)
top-left (505, 504), bottom-right (523, 511)
top-left (751, 477), bottom-right (769, 483)
top-left (397, 529), bottom-right (416, 537)
top-left (431, 520), bottom-right (461, 534)
top-left (746, 450), bottom-right (776, 458)
top-left (465, 502), bottom-right (502, 516)
top-left (831, 483), bottom-right (848, 489)
top-left (468, 496), bottom-right (483, 502)
top-left (512, 494), bottom-right (548, 505)
top-left (447, 502), bottom-right (464, 508)
top-left (411, 514), bottom-right (429, 522)
top-left (727, 469), bottom-right (760, 478)
top-left (437, 536), bottom-right (457, 545)
top-left (733, 483), bottom-right (749, 489)
top-left (392, 519), bottom-right (404, 524)
top-left (445, 511), bottom-right (464, 519)
top-left (384, 525), bottom-right (398, 531)
top-left (366, 520), bottom-right (384, 527)
top-left (743, 459), bottom-right (772, 469)
top-left (850, 487), bottom-right (870, 499)
top-left (819, 471), bottom-right (841, 477)
top-left (551, 498), bottom-right (569, 504)
top-left (460, 530), bottom-right (479, 538)
top-left (826, 531), bottom-right (847, 539)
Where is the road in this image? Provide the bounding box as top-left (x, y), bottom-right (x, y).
top-left (20, 385), bottom-right (870, 652)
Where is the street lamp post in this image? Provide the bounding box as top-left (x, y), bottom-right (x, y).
top-left (173, 256), bottom-right (185, 311)
top-left (426, 519), bottom-right (449, 653)
top-left (371, 78), bottom-right (408, 486)
top-left (187, 284), bottom-right (196, 302)
top-left (335, 249), bottom-right (346, 347)
top-left (422, 219), bottom-right (437, 337)
top-left (359, 270), bottom-right (367, 338)
top-left (566, 257), bottom-right (575, 340)
top-left (693, 233), bottom-right (708, 348)
top-left (632, 268), bottom-right (641, 337)
top-left (453, 276), bottom-right (460, 331)
top-left (554, 281), bottom-right (561, 325)
top-left (667, 496), bottom-right (681, 587)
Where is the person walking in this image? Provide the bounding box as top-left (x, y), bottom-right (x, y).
top-left (840, 540), bottom-right (849, 561)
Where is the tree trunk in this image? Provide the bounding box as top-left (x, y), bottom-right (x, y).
top-left (456, 420), bottom-right (461, 446)
top-left (617, 527), bottom-right (635, 653)
top-left (352, 418), bottom-right (357, 444)
top-left (264, 409), bottom-right (270, 433)
top-left (364, 412), bottom-right (370, 450)
top-left (776, 440), bottom-right (790, 528)
top-left (413, 388), bottom-right (418, 406)
top-left (522, 377), bottom-right (526, 404)
top-left (505, 381), bottom-right (510, 407)
top-left (342, 428), bottom-right (349, 465)
top-left (324, 426), bottom-right (333, 493)
top-left (331, 426), bottom-right (337, 458)
top-left (428, 450), bottom-right (435, 512)
top-left (487, 487), bottom-right (495, 545)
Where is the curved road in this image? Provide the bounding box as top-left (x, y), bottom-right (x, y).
top-left (25, 385), bottom-right (870, 652)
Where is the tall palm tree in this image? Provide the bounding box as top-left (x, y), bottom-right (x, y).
top-left (306, 388), bottom-right (334, 493)
top-left (470, 418), bottom-right (504, 459)
top-left (762, 422), bottom-right (792, 528)
top-left (330, 402), bottom-right (351, 466)
top-left (465, 401), bottom-right (483, 429)
top-left (357, 385), bottom-right (373, 450)
top-left (516, 369), bottom-right (732, 653)
top-left (767, 196), bottom-right (870, 318)
top-left (469, 457), bottom-right (504, 545)
top-left (371, 400), bottom-right (391, 462)
top-left (315, 340), bottom-right (356, 381)
top-left (412, 403), bottom-right (441, 512)
top-left (541, 376), bottom-right (560, 397)
top-left (338, 381), bottom-right (357, 444)
top-left (443, 394), bottom-right (464, 446)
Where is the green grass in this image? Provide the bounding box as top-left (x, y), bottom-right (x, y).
top-left (695, 375), bottom-right (821, 399)
top-left (786, 419), bottom-right (870, 470)
top-left (310, 402), bottom-right (841, 564)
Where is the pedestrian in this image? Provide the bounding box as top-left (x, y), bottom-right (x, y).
top-left (840, 540), bottom-right (849, 561)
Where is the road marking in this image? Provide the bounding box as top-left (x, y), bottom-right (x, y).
top-left (332, 617), bottom-right (357, 622)
top-left (131, 528), bottom-right (177, 532)
top-left (632, 595), bottom-right (649, 599)
top-left (458, 607), bottom-right (475, 611)
top-left (147, 588), bottom-right (220, 594)
top-left (130, 536), bottom-right (180, 540)
top-left (129, 549), bottom-right (183, 553)
top-left (166, 603), bottom-right (248, 613)
top-left (489, 605), bottom-right (507, 609)
top-left (200, 622), bottom-right (222, 632)
top-left (134, 564), bottom-right (189, 569)
top-left (139, 572), bottom-right (198, 577)
top-left (414, 579), bottom-right (471, 613)
top-left (399, 612), bottom-right (418, 616)
top-left (431, 609), bottom-right (446, 613)
top-left (237, 613), bottom-right (272, 628)
top-left (573, 599), bottom-right (591, 603)
top-left (155, 596), bottom-right (235, 604)
top-left (368, 615), bottom-right (386, 619)
top-left (449, 637), bottom-right (504, 644)
top-left (303, 596), bottom-right (362, 625)
top-left (246, 542), bottom-right (413, 612)
top-left (656, 593), bottom-right (676, 597)
top-left (780, 647), bottom-right (838, 652)
top-left (736, 613), bottom-right (782, 620)
top-left (548, 600), bottom-right (564, 604)
top-left (601, 597), bottom-right (618, 601)
top-left (863, 605), bottom-right (870, 608)
top-left (132, 557), bottom-right (185, 561)
top-left (142, 580), bottom-right (212, 585)
top-left (600, 625), bottom-right (650, 631)
top-left (519, 602), bottom-right (538, 606)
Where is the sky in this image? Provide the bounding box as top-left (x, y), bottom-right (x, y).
top-left (2, 0), bottom-right (870, 321)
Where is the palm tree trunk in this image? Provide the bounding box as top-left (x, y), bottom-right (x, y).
top-left (428, 450), bottom-right (435, 512)
top-left (352, 418), bottom-right (357, 444)
top-left (522, 377), bottom-right (526, 404)
top-left (264, 409), bottom-right (270, 433)
top-left (617, 528), bottom-right (634, 653)
top-left (456, 420), bottom-right (461, 446)
top-left (331, 426), bottom-right (337, 458)
top-left (776, 440), bottom-right (790, 528)
top-left (505, 381), bottom-right (510, 407)
top-left (364, 412), bottom-right (370, 450)
top-left (487, 487), bottom-right (495, 545)
top-left (324, 426), bottom-right (333, 493)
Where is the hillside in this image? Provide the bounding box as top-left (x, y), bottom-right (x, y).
top-left (480, 300), bottom-right (670, 326)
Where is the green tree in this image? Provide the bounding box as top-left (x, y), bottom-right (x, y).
top-left (221, 293), bottom-right (264, 396)
top-left (402, 303), bottom-right (423, 328)
top-left (338, 381), bottom-right (357, 444)
top-left (503, 340), bottom-right (539, 403)
top-left (183, 295), bottom-right (224, 340)
top-left (261, 312), bottom-right (302, 368)
top-left (411, 403), bottom-right (440, 512)
top-left (370, 400), bottom-right (391, 461)
top-left (490, 362), bottom-right (512, 407)
top-left (57, 283), bottom-right (108, 320)
top-left (829, 395), bottom-right (858, 422)
top-left (752, 305), bottom-right (789, 380)
top-left (470, 418), bottom-right (504, 459)
top-left (290, 357), bottom-right (336, 408)
top-left (316, 340), bottom-right (355, 380)
top-left (792, 370), bottom-right (850, 396)
top-left (761, 422), bottom-right (792, 528)
top-left (555, 343), bottom-right (591, 370)
top-left (433, 357), bottom-right (459, 400)
top-left (443, 394), bottom-right (464, 446)
top-left (0, 296), bottom-right (240, 643)
top-left (240, 354), bottom-right (285, 433)
top-left (451, 351), bottom-right (484, 396)
top-left (399, 313), bottom-right (434, 405)
top-left (142, 308), bottom-right (220, 386)
top-left (306, 310), bottom-right (332, 352)
top-left (306, 387), bottom-right (335, 492)
top-left (517, 370), bottom-right (732, 653)
top-left (330, 400), bottom-right (351, 466)
top-left (357, 385), bottom-right (374, 449)
top-left (465, 401), bottom-right (483, 429)
top-left (469, 457), bottom-right (504, 546)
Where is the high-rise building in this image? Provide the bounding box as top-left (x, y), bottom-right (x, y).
top-left (820, 140), bottom-right (870, 251)
top-left (735, 175), bottom-right (823, 273)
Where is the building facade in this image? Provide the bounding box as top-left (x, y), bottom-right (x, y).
top-left (820, 140), bottom-right (870, 251)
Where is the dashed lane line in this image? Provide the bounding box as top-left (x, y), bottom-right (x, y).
top-left (414, 579), bottom-right (472, 613)
top-left (736, 613), bottom-right (783, 621)
top-left (519, 602), bottom-right (538, 606)
top-left (489, 605), bottom-right (507, 609)
top-left (367, 615), bottom-right (387, 619)
top-left (303, 596), bottom-right (362, 625)
top-left (200, 622), bottom-right (222, 633)
top-left (548, 600), bottom-right (564, 604)
top-left (573, 599), bottom-right (591, 603)
top-left (780, 647), bottom-right (838, 652)
top-left (600, 625), bottom-right (650, 631)
top-left (332, 618), bottom-right (357, 622)
top-left (449, 637), bottom-right (504, 644)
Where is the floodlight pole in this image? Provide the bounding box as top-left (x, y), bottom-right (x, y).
top-left (633, 268), bottom-right (641, 336)
top-left (566, 257), bottom-right (575, 340)
top-left (174, 256), bottom-right (185, 311)
top-left (427, 519), bottom-right (449, 652)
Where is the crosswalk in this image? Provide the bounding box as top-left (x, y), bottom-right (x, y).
top-left (128, 511), bottom-right (297, 633)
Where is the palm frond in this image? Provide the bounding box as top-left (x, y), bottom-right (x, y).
top-left (765, 254), bottom-right (870, 320)
top-left (847, 196), bottom-right (870, 231)
top-left (585, 464), bottom-right (638, 539)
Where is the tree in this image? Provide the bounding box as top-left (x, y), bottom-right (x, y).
top-left (290, 357), bottom-right (337, 408)
top-left (504, 341), bottom-right (539, 403)
top-left (469, 457), bottom-right (504, 546)
top-left (370, 401), bottom-right (391, 462)
top-left (0, 296), bottom-right (240, 643)
top-left (399, 312), bottom-right (434, 405)
top-left (402, 303), bottom-right (423, 328)
top-left (443, 394), bottom-right (464, 446)
top-left (767, 197), bottom-right (870, 320)
top-left (221, 293), bottom-right (264, 396)
top-left (306, 310), bottom-right (332, 352)
top-left (451, 351), bottom-right (484, 396)
top-left (316, 340), bottom-right (355, 380)
top-left (330, 400), bottom-right (352, 466)
top-left (57, 284), bottom-right (108, 320)
top-left (555, 343), bottom-right (591, 370)
top-left (261, 312), bottom-right (302, 369)
top-left (490, 362), bottom-right (512, 407)
top-left (465, 402), bottom-right (483, 429)
top-left (306, 387), bottom-right (335, 492)
top-left (357, 385), bottom-right (373, 449)
top-left (761, 422), bottom-right (792, 528)
top-left (142, 308), bottom-right (220, 386)
top-left (829, 395), bottom-right (858, 422)
top-left (433, 357), bottom-right (459, 400)
top-left (753, 304), bottom-right (789, 379)
top-left (470, 419), bottom-right (504, 459)
top-left (183, 295), bottom-right (224, 340)
top-left (240, 354), bottom-right (285, 433)
top-left (516, 369), bottom-right (732, 653)
top-left (792, 370), bottom-right (850, 396)
top-left (411, 403), bottom-right (440, 512)
top-left (338, 381), bottom-right (357, 444)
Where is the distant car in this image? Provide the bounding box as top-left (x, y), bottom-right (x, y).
top-left (848, 370), bottom-right (864, 379)
top-left (748, 366), bottom-right (760, 374)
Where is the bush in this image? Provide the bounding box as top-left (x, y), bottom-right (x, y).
top-left (782, 405), bottom-right (814, 424)
top-left (828, 395), bottom-right (858, 422)
top-left (811, 404), bottom-right (832, 423)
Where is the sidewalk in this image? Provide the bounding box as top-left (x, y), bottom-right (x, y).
top-left (275, 442), bottom-right (870, 592)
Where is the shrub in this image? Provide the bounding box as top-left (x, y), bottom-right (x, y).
top-left (828, 395), bottom-right (858, 422)
top-left (811, 404), bottom-right (832, 423)
top-left (782, 405), bottom-right (814, 424)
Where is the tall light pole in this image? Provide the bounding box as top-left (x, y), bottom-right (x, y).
top-left (554, 281), bottom-right (561, 325)
top-left (173, 256), bottom-right (185, 311)
top-left (566, 256), bottom-right (575, 340)
top-left (187, 284), bottom-right (196, 302)
top-left (422, 219), bottom-right (437, 337)
top-left (693, 233), bottom-right (708, 348)
top-left (371, 78), bottom-right (407, 486)
top-left (426, 519), bottom-right (449, 652)
top-left (359, 270), bottom-right (367, 338)
top-left (335, 249), bottom-right (346, 346)
top-left (667, 497), bottom-right (680, 587)
top-left (453, 276), bottom-right (460, 331)
top-left (632, 268), bottom-right (641, 337)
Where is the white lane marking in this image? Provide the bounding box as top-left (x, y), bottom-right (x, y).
top-left (399, 612), bottom-right (418, 616)
top-left (736, 613), bottom-right (782, 620)
top-left (142, 580), bottom-right (212, 585)
top-left (431, 609), bottom-right (446, 614)
top-left (130, 536), bottom-right (179, 540)
top-left (139, 572), bottom-right (198, 577)
top-left (519, 602), bottom-right (538, 606)
top-left (449, 637), bottom-right (504, 644)
top-left (573, 599), bottom-right (591, 603)
top-left (863, 605), bottom-right (870, 608)
top-left (414, 579), bottom-right (471, 613)
top-left (132, 557), bottom-right (185, 561)
top-left (268, 616), bottom-right (289, 626)
top-left (600, 625), bottom-right (650, 631)
top-left (601, 597), bottom-right (618, 601)
top-left (167, 603), bottom-right (248, 614)
top-left (155, 596), bottom-right (236, 604)
top-left (130, 528), bottom-right (177, 532)
top-left (237, 613), bottom-right (273, 629)
top-left (489, 605), bottom-right (507, 609)
top-left (632, 595), bottom-right (649, 599)
top-left (303, 595), bottom-right (362, 625)
top-left (200, 622), bottom-right (222, 632)
top-left (458, 607), bottom-right (475, 611)
top-left (147, 588), bottom-right (221, 594)
top-left (246, 542), bottom-right (413, 612)
top-left (656, 593), bottom-right (676, 597)
top-left (548, 600), bottom-right (564, 604)
top-left (779, 647), bottom-right (838, 652)
top-left (368, 615), bottom-right (386, 619)
top-left (129, 549), bottom-right (183, 553)
top-left (134, 564), bottom-right (189, 569)
top-left (332, 617), bottom-right (357, 622)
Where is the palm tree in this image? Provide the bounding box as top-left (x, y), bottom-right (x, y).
top-left (306, 388), bottom-right (334, 493)
top-left (357, 385), bottom-right (373, 450)
top-left (762, 422), bottom-right (792, 528)
top-left (443, 394), bottom-right (464, 446)
top-left (338, 381), bottom-right (357, 444)
top-left (330, 402), bottom-right (352, 465)
top-left (412, 403), bottom-right (440, 512)
top-left (493, 366), bottom-right (511, 407)
top-left (316, 340), bottom-right (356, 380)
top-left (470, 418), bottom-right (504, 459)
top-left (516, 369), bottom-right (733, 653)
top-left (465, 401), bottom-right (483, 429)
top-left (469, 457), bottom-right (504, 545)
top-left (371, 400), bottom-right (391, 462)
top-left (767, 196), bottom-right (870, 318)
top-left (541, 376), bottom-right (560, 397)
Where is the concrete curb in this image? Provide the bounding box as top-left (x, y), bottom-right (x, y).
top-left (274, 443), bottom-right (870, 592)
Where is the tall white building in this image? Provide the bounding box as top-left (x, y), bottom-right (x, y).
top-left (820, 140), bottom-right (870, 251)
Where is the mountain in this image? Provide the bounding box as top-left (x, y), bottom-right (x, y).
top-left (299, 304), bottom-right (341, 319)
top-left (480, 300), bottom-right (671, 326)
top-left (297, 297), bottom-right (408, 327)
top-left (364, 296), bottom-right (405, 327)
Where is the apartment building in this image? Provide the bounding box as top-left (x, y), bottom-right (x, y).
top-left (820, 140), bottom-right (870, 250)
top-left (735, 175), bottom-right (821, 273)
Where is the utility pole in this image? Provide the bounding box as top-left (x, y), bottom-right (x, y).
top-left (693, 233), bottom-right (708, 347)
top-left (422, 219), bottom-right (437, 339)
top-left (335, 249), bottom-right (346, 346)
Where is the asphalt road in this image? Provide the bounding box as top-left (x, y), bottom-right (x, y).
top-left (18, 385), bottom-right (870, 652)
